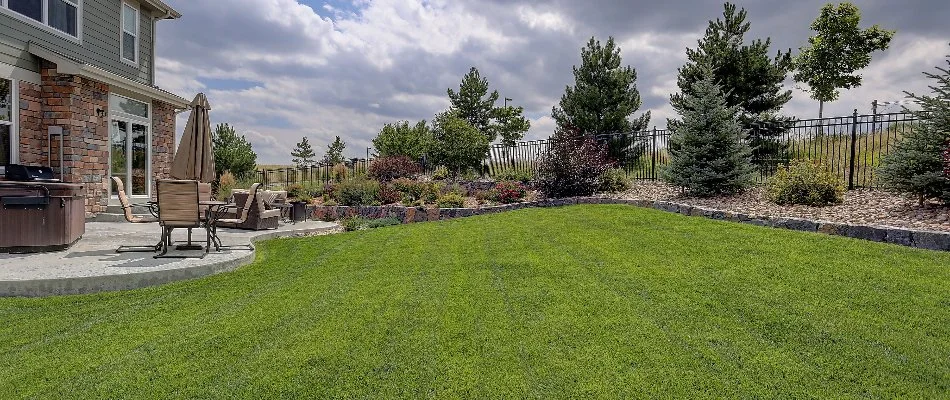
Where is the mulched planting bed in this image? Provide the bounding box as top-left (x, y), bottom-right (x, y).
top-left (606, 181), bottom-right (950, 233)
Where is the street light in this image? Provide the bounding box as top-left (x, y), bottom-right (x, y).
top-left (504, 97), bottom-right (513, 108)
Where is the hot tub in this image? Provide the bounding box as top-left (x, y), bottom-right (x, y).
top-left (0, 182), bottom-right (86, 253)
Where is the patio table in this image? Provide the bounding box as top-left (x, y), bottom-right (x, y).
top-left (200, 200), bottom-right (230, 253)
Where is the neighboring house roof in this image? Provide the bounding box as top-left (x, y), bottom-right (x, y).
top-left (28, 42), bottom-right (189, 109)
top-left (142, 0), bottom-right (182, 20)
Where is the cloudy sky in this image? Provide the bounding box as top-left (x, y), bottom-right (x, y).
top-left (155, 0), bottom-right (950, 164)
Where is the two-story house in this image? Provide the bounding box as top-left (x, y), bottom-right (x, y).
top-left (0, 0), bottom-right (189, 216)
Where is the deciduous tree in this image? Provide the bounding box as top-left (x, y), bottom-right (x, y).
top-left (793, 2), bottom-right (894, 118)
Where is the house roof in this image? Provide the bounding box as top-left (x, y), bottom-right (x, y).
top-left (28, 42), bottom-right (190, 109)
top-left (141, 0), bottom-right (182, 20)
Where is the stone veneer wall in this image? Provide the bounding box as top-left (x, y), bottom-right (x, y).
top-left (39, 63), bottom-right (111, 216)
top-left (151, 100), bottom-right (176, 193)
top-left (308, 198), bottom-right (950, 252)
top-left (16, 81), bottom-right (44, 165)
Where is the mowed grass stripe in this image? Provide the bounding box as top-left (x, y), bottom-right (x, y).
top-left (0, 205), bottom-right (946, 398)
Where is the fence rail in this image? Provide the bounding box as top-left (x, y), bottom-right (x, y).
top-left (258, 111), bottom-right (918, 190)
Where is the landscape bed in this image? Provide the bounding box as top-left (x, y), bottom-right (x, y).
top-left (0, 205), bottom-right (947, 398)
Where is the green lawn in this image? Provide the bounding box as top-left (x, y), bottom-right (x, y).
top-left (1, 205), bottom-right (948, 398)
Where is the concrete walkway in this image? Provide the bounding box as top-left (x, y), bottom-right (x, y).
top-left (0, 220), bottom-right (337, 297)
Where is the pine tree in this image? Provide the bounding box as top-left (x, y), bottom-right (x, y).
top-left (878, 51), bottom-right (950, 205)
top-left (672, 3), bottom-right (794, 169)
top-left (447, 67), bottom-right (530, 144)
top-left (290, 136), bottom-right (316, 167)
top-left (552, 37), bottom-right (650, 167)
top-left (211, 123), bottom-right (257, 179)
top-left (553, 37), bottom-right (650, 135)
top-left (663, 73), bottom-right (754, 197)
top-left (324, 136), bottom-right (346, 165)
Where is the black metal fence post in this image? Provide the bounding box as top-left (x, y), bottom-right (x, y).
top-left (848, 109), bottom-right (858, 190)
top-left (651, 126), bottom-right (657, 180)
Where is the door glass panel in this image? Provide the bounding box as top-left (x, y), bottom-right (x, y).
top-left (110, 121), bottom-right (128, 192)
top-left (130, 123), bottom-right (148, 196)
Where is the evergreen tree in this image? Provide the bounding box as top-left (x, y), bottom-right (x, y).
top-left (372, 120), bottom-right (431, 160)
top-left (447, 67), bottom-right (530, 144)
top-left (663, 73), bottom-right (754, 197)
top-left (552, 37), bottom-right (650, 166)
top-left (878, 51), bottom-right (950, 205)
top-left (324, 136), bottom-right (346, 165)
top-left (211, 123), bottom-right (257, 179)
top-left (290, 136), bottom-right (316, 167)
top-left (672, 2), bottom-right (794, 169)
top-left (429, 110), bottom-right (490, 175)
top-left (793, 2), bottom-right (894, 118)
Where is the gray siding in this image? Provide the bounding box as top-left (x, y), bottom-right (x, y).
top-left (0, 0), bottom-right (155, 85)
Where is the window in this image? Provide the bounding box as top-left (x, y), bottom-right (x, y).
top-left (0, 78), bottom-right (14, 166)
top-left (3, 0), bottom-right (81, 39)
top-left (110, 94), bottom-right (148, 119)
top-left (121, 2), bottom-right (138, 64)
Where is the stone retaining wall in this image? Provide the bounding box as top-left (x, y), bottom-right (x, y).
top-left (308, 197), bottom-right (950, 252)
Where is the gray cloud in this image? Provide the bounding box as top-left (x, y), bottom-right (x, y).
top-left (157, 0), bottom-right (950, 164)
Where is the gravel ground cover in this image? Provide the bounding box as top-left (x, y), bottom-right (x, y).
top-left (607, 182), bottom-right (950, 232)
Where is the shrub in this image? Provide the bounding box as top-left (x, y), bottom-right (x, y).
top-left (432, 166), bottom-right (450, 180)
top-left (494, 169), bottom-right (534, 184)
top-left (424, 182), bottom-right (445, 204)
top-left (341, 216), bottom-right (403, 231)
top-left (536, 127), bottom-right (613, 198)
top-left (376, 184), bottom-right (402, 205)
top-left (331, 163), bottom-right (348, 183)
top-left (436, 192), bottom-right (466, 208)
top-left (598, 168), bottom-right (632, 193)
top-left (322, 198), bottom-right (338, 207)
top-left (392, 178), bottom-right (424, 203)
top-left (334, 178), bottom-right (380, 206)
top-left (365, 216), bottom-right (402, 229)
top-left (286, 184), bottom-right (306, 200)
top-left (474, 190), bottom-right (492, 204)
top-left (215, 171), bottom-right (237, 200)
top-left (493, 181), bottom-right (527, 204)
top-left (368, 156), bottom-right (422, 182)
top-left (766, 160), bottom-right (844, 206)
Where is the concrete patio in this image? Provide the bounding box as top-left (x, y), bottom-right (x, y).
top-left (0, 220), bottom-right (338, 297)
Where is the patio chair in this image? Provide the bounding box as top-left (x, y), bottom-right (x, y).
top-left (217, 185), bottom-right (281, 230)
top-left (154, 179), bottom-right (205, 259)
top-left (212, 183), bottom-right (262, 251)
top-left (112, 177), bottom-right (162, 253)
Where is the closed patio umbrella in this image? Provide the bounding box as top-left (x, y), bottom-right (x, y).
top-left (170, 93), bottom-right (215, 182)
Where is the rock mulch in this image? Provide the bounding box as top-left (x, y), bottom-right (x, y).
top-left (606, 181), bottom-right (950, 233)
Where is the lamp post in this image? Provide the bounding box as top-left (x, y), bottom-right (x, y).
top-left (504, 97), bottom-right (512, 108)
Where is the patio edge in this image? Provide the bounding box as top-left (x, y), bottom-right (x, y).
top-left (0, 225), bottom-right (338, 298)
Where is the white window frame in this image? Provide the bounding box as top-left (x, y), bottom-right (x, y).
top-left (108, 93), bottom-right (151, 199)
top-left (120, 1), bottom-right (139, 66)
top-left (0, 77), bottom-right (18, 166)
top-left (0, 0), bottom-right (83, 43)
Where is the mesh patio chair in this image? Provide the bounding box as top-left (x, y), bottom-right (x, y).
top-left (155, 179), bottom-right (205, 259)
top-left (211, 183), bottom-right (261, 251)
top-left (112, 176), bottom-right (162, 253)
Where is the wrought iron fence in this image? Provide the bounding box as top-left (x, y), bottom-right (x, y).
top-left (257, 111), bottom-right (918, 190)
top-left (485, 110), bottom-right (918, 189)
